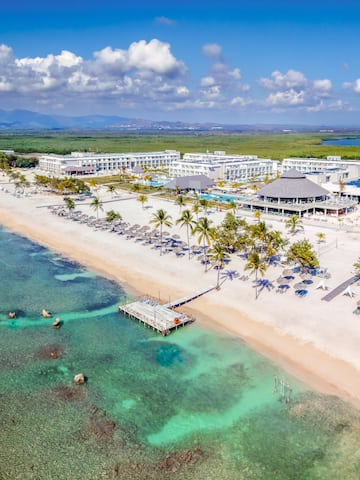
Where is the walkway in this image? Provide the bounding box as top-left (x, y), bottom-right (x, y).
top-left (322, 275), bottom-right (359, 302)
top-left (164, 285), bottom-right (216, 308)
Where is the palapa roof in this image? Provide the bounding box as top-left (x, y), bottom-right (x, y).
top-left (164, 175), bottom-right (214, 191)
top-left (258, 169), bottom-right (329, 199)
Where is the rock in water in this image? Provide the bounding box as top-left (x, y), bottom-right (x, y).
top-left (74, 373), bottom-right (85, 385)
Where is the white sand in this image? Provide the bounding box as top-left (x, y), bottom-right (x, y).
top-left (1, 176), bottom-right (360, 406)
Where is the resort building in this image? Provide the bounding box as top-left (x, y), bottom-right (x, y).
top-left (38, 150), bottom-right (181, 176)
top-left (282, 156), bottom-right (360, 183)
top-left (240, 169), bottom-right (357, 217)
top-left (164, 175), bottom-right (214, 192)
top-left (169, 151), bottom-right (277, 182)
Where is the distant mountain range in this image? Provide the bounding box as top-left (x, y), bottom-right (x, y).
top-left (0, 108), bottom-right (356, 133)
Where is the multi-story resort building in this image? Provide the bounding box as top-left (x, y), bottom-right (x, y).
top-left (282, 156), bottom-right (360, 183)
top-left (169, 151), bottom-right (277, 182)
top-left (38, 150), bottom-right (180, 176)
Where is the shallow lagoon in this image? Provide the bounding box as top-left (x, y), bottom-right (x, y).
top-left (1, 227), bottom-right (360, 479)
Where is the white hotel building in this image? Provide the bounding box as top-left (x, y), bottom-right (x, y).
top-left (38, 150), bottom-right (180, 176)
top-left (169, 151), bottom-right (277, 182)
top-left (282, 156), bottom-right (360, 182)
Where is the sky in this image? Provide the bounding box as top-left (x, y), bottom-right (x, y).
top-left (1, 0), bottom-right (360, 125)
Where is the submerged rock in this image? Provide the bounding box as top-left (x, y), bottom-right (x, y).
top-left (74, 373), bottom-right (85, 385)
top-left (52, 317), bottom-right (62, 329)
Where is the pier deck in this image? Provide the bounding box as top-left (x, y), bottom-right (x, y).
top-left (119, 285), bottom-right (215, 335)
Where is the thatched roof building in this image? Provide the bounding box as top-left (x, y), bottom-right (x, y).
top-left (164, 175), bottom-right (214, 192)
top-left (258, 169), bottom-right (329, 201)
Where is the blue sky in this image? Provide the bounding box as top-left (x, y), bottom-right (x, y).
top-left (1, 0), bottom-right (360, 125)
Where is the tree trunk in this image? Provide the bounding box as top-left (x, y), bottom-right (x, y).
top-left (160, 225), bottom-right (163, 256)
top-left (255, 270), bottom-right (258, 299)
top-left (187, 226), bottom-right (191, 260)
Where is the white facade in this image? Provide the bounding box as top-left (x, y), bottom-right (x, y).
top-left (282, 156), bottom-right (360, 181)
top-left (38, 150), bottom-right (180, 176)
top-left (169, 151), bottom-right (277, 181)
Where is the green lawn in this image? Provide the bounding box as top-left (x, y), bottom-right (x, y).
top-left (0, 132), bottom-right (360, 159)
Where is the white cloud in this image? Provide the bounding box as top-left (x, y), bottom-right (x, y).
top-left (199, 45), bottom-right (249, 107)
top-left (155, 16), bottom-right (176, 26)
top-left (0, 41), bottom-right (358, 120)
top-left (259, 69), bottom-right (335, 112)
top-left (266, 89), bottom-right (305, 106)
top-left (200, 76), bottom-right (215, 87)
top-left (352, 79), bottom-right (360, 93)
top-left (0, 40), bottom-right (189, 112)
top-left (313, 79), bottom-right (332, 95)
top-left (202, 43), bottom-right (222, 60)
top-left (259, 70), bottom-right (307, 90)
top-left (127, 39), bottom-right (186, 75)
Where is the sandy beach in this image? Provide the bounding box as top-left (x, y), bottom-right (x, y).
top-left (1, 175), bottom-right (360, 407)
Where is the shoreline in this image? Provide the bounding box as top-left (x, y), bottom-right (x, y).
top-left (1, 188), bottom-right (360, 409)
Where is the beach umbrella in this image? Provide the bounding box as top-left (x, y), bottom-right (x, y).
top-left (300, 273), bottom-right (312, 280)
top-left (303, 279), bottom-right (313, 285)
top-left (294, 281), bottom-right (307, 289)
top-left (278, 284), bottom-right (290, 290)
top-left (277, 277), bottom-right (286, 284)
top-left (284, 275), bottom-right (295, 281)
top-left (282, 268), bottom-right (293, 276)
top-left (172, 234), bottom-right (180, 239)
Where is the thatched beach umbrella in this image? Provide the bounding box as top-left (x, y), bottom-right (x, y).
top-left (282, 268), bottom-right (293, 276)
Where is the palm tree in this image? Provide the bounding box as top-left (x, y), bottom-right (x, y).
top-left (63, 196), bottom-right (75, 217)
top-left (176, 209), bottom-right (196, 260)
top-left (286, 239), bottom-right (319, 271)
top-left (137, 194), bottom-right (148, 209)
top-left (251, 183), bottom-right (259, 194)
top-left (194, 217), bottom-right (216, 271)
top-left (107, 184), bottom-right (116, 197)
top-left (150, 209), bottom-right (173, 256)
top-left (131, 183), bottom-right (141, 193)
top-left (244, 252), bottom-right (267, 299)
top-left (285, 215), bottom-right (303, 234)
top-left (316, 232), bottom-right (326, 244)
top-left (175, 195), bottom-right (186, 212)
top-left (227, 200), bottom-right (237, 215)
top-left (208, 242), bottom-right (230, 289)
top-left (90, 196), bottom-right (103, 220)
top-left (199, 198), bottom-right (209, 215)
top-left (192, 202), bottom-right (200, 221)
top-left (106, 209), bottom-right (122, 223)
top-left (88, 178), bottom-right (97, 192)
top-left (253, 210), bottom-right (261, 223)
top-left (353, 257), bottom-right (360, 277)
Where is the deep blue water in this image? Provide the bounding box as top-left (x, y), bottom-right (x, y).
top-left (322, 138), bottom-right (360, 146)
top-left (1, 226), bottom-right (360, 479)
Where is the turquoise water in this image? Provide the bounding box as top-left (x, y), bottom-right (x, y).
top-left (200, 193), bottom-right (246, 203)
top-left (1, 228), bottom-right (360, 479)
top-left (347, 178), bottom-right (360, 188)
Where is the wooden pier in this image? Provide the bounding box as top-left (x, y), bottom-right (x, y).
top-left (118, 285), bottom-right (215, 335)
top-left (163, 285), bottom-right (216, 308)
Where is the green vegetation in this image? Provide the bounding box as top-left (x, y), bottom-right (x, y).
top-left (150, 208), bottom-right (173, 256)
top-left (0, 132), bottom-right (360, 159)
top-left (353, 257), bottom-right (360, 277)
top-left (34, 175), bottom-right (90, 194)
